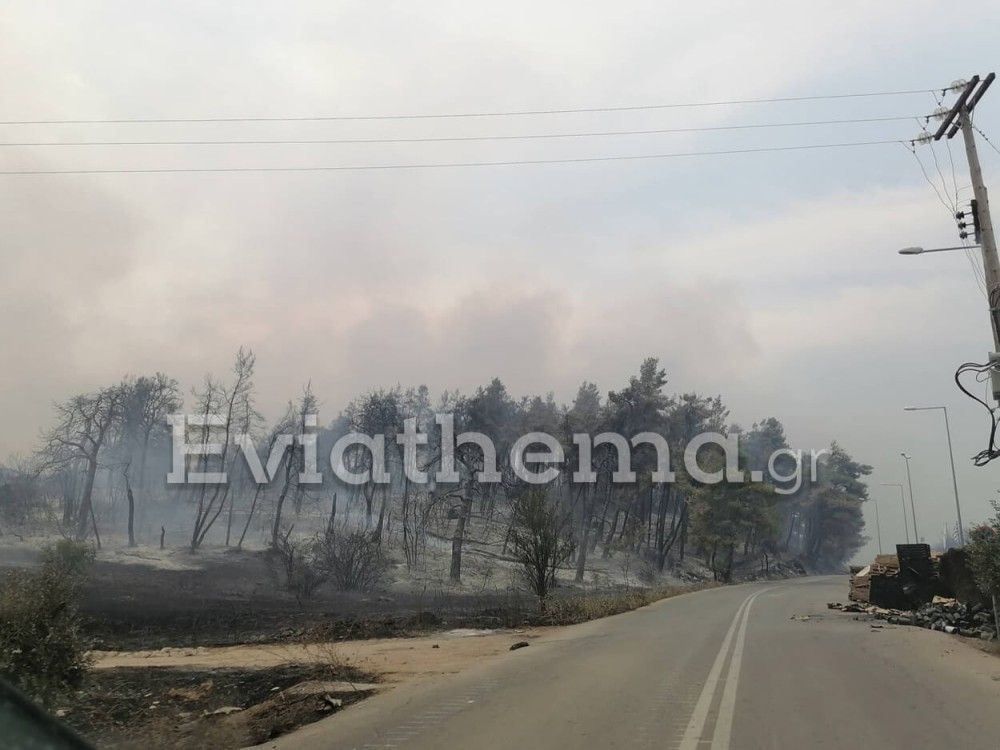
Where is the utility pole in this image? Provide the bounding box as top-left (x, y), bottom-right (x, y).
top-left (901, 453), bottom-right (920, 542)
top-left (961, 104), bottom-right (1000, 353)
top-left (933, 74), bottom-right (1000, 390)
top-left (880, 482), bottom-right (909, 544)
top-left (904, 406), bottom-right (965, 545)
top-left (939, 407), bottom-right (964, 545)
top-left (873, 496), bottom-right (883, 555)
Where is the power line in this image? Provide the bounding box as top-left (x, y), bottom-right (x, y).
top-left (907, 137), bottom-right (988, 296)
top-left (934, 91), bottom-right (963, 208)
top-left (0, 89), bottom-right (936, 125)
top-left (0, 116), bottom-right (918, 147)
top-left (973, 123), bottom-right (1000, 157)
top-left (0, 138), bottom-right (901, 175)
top-left (907, 142), bottom-right (959, 217)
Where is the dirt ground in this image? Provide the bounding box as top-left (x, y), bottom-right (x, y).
top-left (93, 627), bottom-right (549, 681)
top-left (72, 628), bottom-right (548, 747)
top-left (63, 662), bottom-right (380, 749)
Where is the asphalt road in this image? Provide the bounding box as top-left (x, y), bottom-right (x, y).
top-left (261, 577), bottom-right (1000, 750)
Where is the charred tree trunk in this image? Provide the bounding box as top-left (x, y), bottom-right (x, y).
top-left (784, 512), bottom-right (796, 551)
top-left (450, 488), bottom-right (472, 583)
top-left (271, 482), bottom-right (291, 549)
top-left (657, 499), bottom-right (685, 572)
top-left (192, 484), bottom-right (230, 550)
top-left (603, 506), bottom-right (620, 559)
top-left (225, 488), bottom-right (235, 547)
top-left (654, 484), bottom-right (669, 561)
top-left (75, 458), bottom-right (99, 541)
top-left (270, 454), bottom-right (296, 549)
top-left (574, 485), bottom-right (592, 583)
top-left (136, 434), bottom-right (151, 533)
top-left (62, 463), bottom-right (81, 528)
top-left (326, 492), bottom-right (338, 539)
top-left (679, 511), bottom-right (688, 560)
top-left (373, 486), bottom-right (390, 543)
top-left (90, 502), bottom-right (102, 550)
top-left (125, 475), bottom-right (136, 547)
top-left (238, 485), bottom-right (262, 549)
top-left (724, 544), bottom-right (735, 582)
top-left (592, 487), bottom-right (612, 554)
top-left (364, 483), bottom-right (376, 528)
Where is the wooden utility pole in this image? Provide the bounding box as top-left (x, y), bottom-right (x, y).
top-left (934, 74), bottom-right (1000, 387)
top-left (960, 105), bottom-right (1000, 351)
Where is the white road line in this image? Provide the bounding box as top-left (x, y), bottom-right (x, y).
top-left (677, 593), bottom-right (752, 750)
top-left (710, 588), bottom-right (771, 750)
top-left (676, 589), bottom-right (769, 750)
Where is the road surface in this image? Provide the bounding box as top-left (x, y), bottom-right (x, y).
top-left (259, 577), bottom-right (1000, 750)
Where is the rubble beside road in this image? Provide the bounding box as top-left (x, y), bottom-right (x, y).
top-left (828, 598), bottom-right (997, 641)
top-left (840, 542), bottom-right (999, 645)
top-left (849, 544), bottom-right (938, 610)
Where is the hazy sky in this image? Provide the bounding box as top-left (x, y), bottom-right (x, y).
top-left (2, 1), bottom-right (1000, 559)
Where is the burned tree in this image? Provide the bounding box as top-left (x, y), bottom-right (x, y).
top-left (343, 388), bottom-right (402, 537)
top-left (448, 380), bottom-right (517, 583)
top-left (122, 374), bottom-right (181, 493)
top-left (508, 489), bottom-right (575, 609)
top-left (118, 373), bottom-right (180, 545)
top-left (270, 385), bottom-right (318, 548)
top-left (190, 347), bottom-right (256, 550)
top-left (39, 385), bottom-right (125, 540)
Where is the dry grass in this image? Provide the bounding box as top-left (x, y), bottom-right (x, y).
top-left (539, 582), bottom-right (721, 626)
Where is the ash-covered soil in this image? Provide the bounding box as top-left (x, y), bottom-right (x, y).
top-left (62, 662), bottom-right (378, 749)
top-left (75, 547), bottom-right (540, 650)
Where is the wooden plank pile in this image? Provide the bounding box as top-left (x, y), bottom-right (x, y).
top-left (849, 553), bottom-right (903, 606)
top-left (849, 545), bottom-right (936, 610)
top-left (848, 565), bottom-right (871, 603)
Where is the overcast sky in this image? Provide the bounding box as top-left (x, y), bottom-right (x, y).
top-left (2, 1), bottom-right (1000, 559)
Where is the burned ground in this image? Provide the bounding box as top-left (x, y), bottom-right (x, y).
top-left (63, 662), bottom-right (378, 749)
top-left (74, 548), bottom-right (541, 650)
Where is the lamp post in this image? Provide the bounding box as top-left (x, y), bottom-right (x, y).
top-left (903, 406), bottom-right (965, 545)
top-left (898, 244), bottom-right (981, 255)
top-left (900, 453), bottom-right (920, 542)
top-left (873, 495), bottom-right (883, 555)
top-left (880, 482), bottom-right (910, 544)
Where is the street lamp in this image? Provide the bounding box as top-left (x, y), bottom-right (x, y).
top-left (904, 406), bottom-right (965, 545)
top-left (880, 482), bottom-right (910, 544)
top-left (898, 244), bottom-right (980, 255)
top-left (873, 495), bottom-right (883, 554)
top-left (901, 453), bottom-right (920, 542)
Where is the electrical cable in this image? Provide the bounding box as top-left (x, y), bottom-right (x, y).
top-left (0, 88), bottom-right (938, 125)
top-left (0, 116), bottom-right (919, 147)
top-left (956, 354), bottom-right (1000, 466)
top-left (907, 140), bottom-right (961, 217)
top-left (0, 138), bottom-right (903, 175)
top-left (944, 135), bottom-right (962, 208)
top-left (932, 90), bottom-right (963, 209)
top-left (905, 134), bottom-right (988, 296)
top-left (972, 122), bottom-right (1000, 157)
top-left (917, 114), bottom-right (957, 215)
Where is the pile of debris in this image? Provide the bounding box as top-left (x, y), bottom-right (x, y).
top-left (849, 553), bottom-right (901, 605)
top-left (829, 597), bottom-right (997, 641)
top-left (849, 544), bottom-right (939, 610)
